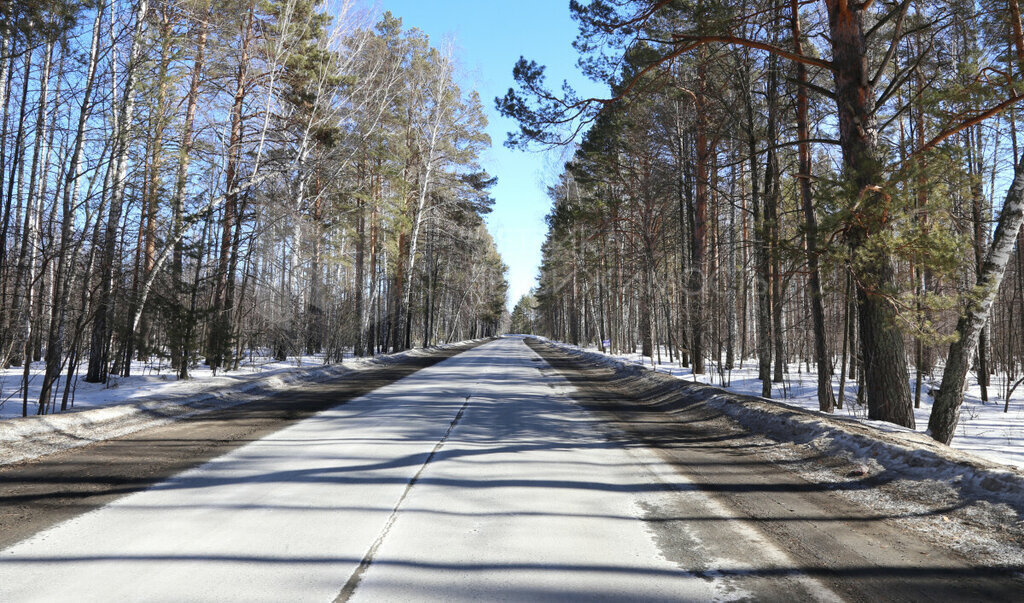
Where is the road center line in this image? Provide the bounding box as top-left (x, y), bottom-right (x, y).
top-left (334, 391), bottom-right (474, 602)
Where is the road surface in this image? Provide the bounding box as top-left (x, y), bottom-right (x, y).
top-left (0, 338), bottom-right (1019, 601)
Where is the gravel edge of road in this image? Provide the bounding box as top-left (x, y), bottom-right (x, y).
top-left (527, 337), bottom-right (1024, 567)
top-left (0, 339), bottom-right (491, 467)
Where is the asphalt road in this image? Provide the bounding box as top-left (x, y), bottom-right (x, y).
top-left (0, 337), bottom-right (1020, 601)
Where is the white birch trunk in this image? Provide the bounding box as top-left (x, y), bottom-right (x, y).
top-left (86, 0), bottom-right (149, 383)
top-left (928, 158), bottom-right (1024, 444)
top-left (40, 2), bottom-right (106, 410)
top-left (18, 39), bottom-right (54, 415)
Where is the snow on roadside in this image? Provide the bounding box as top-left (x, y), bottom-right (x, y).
top-left (0, 341), bottom-right (483, 467)
top-left (540, 339), bottom-right (1024, 471)
top-left (0, 352), bottom-right (350, 420)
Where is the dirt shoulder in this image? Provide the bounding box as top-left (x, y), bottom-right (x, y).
top-left (529, 339), bottom-right (1024, 601)
top-left (0, 342), bottom-right (481, 550)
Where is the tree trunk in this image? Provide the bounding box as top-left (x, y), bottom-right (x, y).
top-left (672, 101), bottom-right (691, 367)
top-left (640, 255), bottom-right (654, 359)
top-left (837, 271), bottom-right (852, 409)
top-left (793, 0), bottom-right (835, 411)
top-left (689, 56), bottom-right (709, 374)
top-left (6, 48), bottom-right (32, 369)
top-left (169, 12), bottom-right (208, 379)
top-left (0, 30), bottom-right (13, 364)
top-left (764, 52), bottom-right (785, 385)
top-left (826, 0), bottom-right (914, 427)
top-left (208, 6), bottom-right (253, 371)
top-left (86, 0), bottom-right (149, 383)
top-left (929, 157), bottom-right (1024, 443)
top-left (726, 163), bottom-right (738, 370)
top-left (912, 34), bottom-right (929, 410)
top-left (1010, 0), bottom-right (1024, 63)
top-left (17, 40), bottom-right (54, 414)
top-left (748, 135), bottom-right (772, 396)
top-left (969, 127), bottom-right (990, 402)
top-left (39, 2), bottom-right (105, 409)
top-left (355, 191), bottom-right (367, 356)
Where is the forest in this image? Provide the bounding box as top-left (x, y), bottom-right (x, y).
top-left (501, 0), bottom-right (1024, 444)
top-left (0, 0), bottom-right (508, 417)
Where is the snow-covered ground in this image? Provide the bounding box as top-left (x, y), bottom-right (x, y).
top-left (0, 352), bottom-right (335, 420)
top-left (546, 341), bottom-right (1024, 470)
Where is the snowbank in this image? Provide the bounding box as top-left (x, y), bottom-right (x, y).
top-left (538, 339), bottom-right (1024, 469)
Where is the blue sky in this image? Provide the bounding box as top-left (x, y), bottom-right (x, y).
top-left (376, 0), bottom-right (603, 310)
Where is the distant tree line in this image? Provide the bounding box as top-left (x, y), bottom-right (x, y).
top-left (509, 292), bottom-right (539, 334)
top-left (0, 0), bottom-right (507, 416)
top-left (501, 0), bottom-right (1024, 444)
